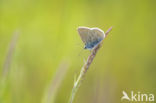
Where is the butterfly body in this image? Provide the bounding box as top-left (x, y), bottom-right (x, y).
top-left (77, 27), bottom-right (105, 50)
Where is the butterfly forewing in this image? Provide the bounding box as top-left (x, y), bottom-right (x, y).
top-left (77, 27), bottom-right (90, 44)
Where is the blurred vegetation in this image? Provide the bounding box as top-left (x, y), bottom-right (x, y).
top-left (0, 0), bottom-right (156, 103)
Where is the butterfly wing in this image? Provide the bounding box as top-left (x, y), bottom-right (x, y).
top-left (91, 28), bottom-right (105, 39)
top-left (77, 27), bottom-right (91, 44)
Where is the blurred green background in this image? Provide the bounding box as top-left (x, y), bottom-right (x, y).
top-left (0, 0), bottom-right (156, 103)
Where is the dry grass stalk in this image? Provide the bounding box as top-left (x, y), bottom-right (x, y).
top-left (2, 31), bottom-right (19, 77)
top-left (42, 60), bottom-right (70, 103)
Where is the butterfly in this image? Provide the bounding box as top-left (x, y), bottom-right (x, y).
top-left (77, 26), bottom-right (105, 50)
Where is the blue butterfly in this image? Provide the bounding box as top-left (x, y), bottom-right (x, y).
top-left (77, 27), bottom-right (105, 50)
